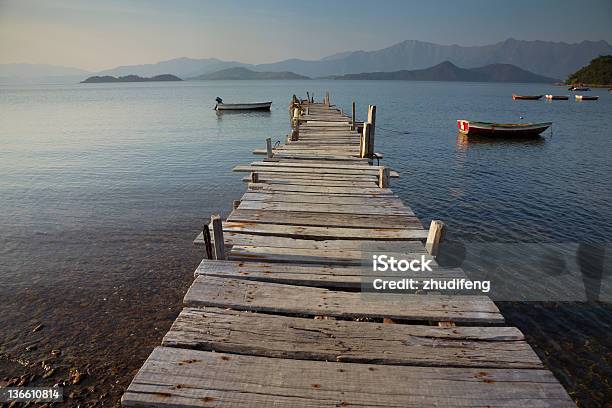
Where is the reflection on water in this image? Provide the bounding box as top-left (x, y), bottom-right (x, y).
top-left (456, 132), bottom-right (546, 148)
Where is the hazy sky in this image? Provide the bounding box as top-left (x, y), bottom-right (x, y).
top-left (1, 0), bottom-right (611, 71)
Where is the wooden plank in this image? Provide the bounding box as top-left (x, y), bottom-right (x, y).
top-left (124, 347), bottom-right (574, 407)
top-left (219, 220), bottom-right (428, 241)
top-left (228, 209), bottom-right (423, 229)
top-left (242, 176), bottom-right (379, 187)
top-left (193, 259), bottom-right (466, 288)
top-left (248, 182), bottom-right (394, 195)
top-left (238, 200), bottom-right (414, 216)
top-left (233, 165), bottom-right (383, 176)
top-left (184, 276), bottom-right (504, 323)
top-left (163, 307), bottom-right (543, 368)
top-left (211, 232), bottom-right (427, 251)
top-left (240, 192), bottom-right (407, 207)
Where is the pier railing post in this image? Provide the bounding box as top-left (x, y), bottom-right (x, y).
top-left (211, 214), bottom-right (226, 260)
top-left (426, 220), bottom-right (446, 257)
top-left (360, 122), bottom-right (371, 158)
top-left (379, 167), bottom-right (390, 188)
top-left (266, 137), bottom-right (273, 158)
top-left (351, 101), bottom-right (356, 131)
top-left (250, 172), bottom-right (259, 183)
top-left (233, 200), bottom-right (241, 209)
top-left (367, 105), bottom-right (376, 159)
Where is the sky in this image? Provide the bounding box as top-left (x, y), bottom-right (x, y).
top-left (1, 0), bottom-right (611, 72)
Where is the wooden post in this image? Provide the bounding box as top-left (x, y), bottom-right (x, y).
top-left (351, 101), bottom-right (356, 131)
top-left (232, 200), bottom-right (240, 209)
top-left (426, 220), bottom-right (446, 257)
top-left (379, 167), bottom-right (389, 188)
top-left (325, 91), bottom-right (330, 106)
top-left (250, 172), bottom-right (259, 183)
top-left (202, 223), bottom-right (213, 260)
top-left (266, 137), bottom-right (273, 158)
top-left (367, 105), bottom-right (376, 159)
top-left (360, 122), bottom-right (371, 158)
top-left (291, 128), bottom-right (299, 141)
top-left (211, 214), bottom-right (226, 260)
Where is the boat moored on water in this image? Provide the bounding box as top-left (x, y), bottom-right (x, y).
top-left (575, 95), bottom-right (599, 101)
top-left (568, 86), bottom-right (591, 91)
top-left (214, 97), bottom-right (272, 111)
top-left (512, 94), bottom-right (544, 100)
top-left (457, 119), bottom-right (552, 137)
top-left (545, 94), bottom-right (569, 100)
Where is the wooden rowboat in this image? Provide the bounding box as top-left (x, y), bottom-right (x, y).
top-left (512, 94), bottom-right (543, 100)
top-left (457, 120), bottom-right (551, 137)
top-left (545, 95), bottom-right (569, 100)
top-left (575, 95), bottom-right (599, 101)
top-left (215, 97), bottom-right (272, 111)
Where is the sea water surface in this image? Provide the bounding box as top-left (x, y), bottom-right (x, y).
top-left (0, 80), bottom-right (610, 406)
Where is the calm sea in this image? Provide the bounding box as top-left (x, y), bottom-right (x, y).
top-left (0, 80), bottom-right (610, 406)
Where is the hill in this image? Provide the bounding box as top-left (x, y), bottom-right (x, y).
top-left (81, 74), bottom-right (182, 83)
top-left (566, 55), bottom-right (612, 85)
top-left (256, 39), bottom-right (612, 79)
top-left (96, 57), bottom-right (248, 78)
top-left (333, 61), bottom-right (557, 83)
top-left (192, 67), bottom-right (309, 80)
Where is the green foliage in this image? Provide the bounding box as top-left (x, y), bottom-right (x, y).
top-left (566, 55), bottom-right (612, 85)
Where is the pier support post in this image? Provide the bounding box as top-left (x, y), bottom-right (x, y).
top-left (379, 167), bottom-right (390, 188)
top-left (266, 137), bottom-right (273, 158)
top-left (426, 220), bottom-right (446, 257)
top-left (367, 105), bottom-right (376, 159)
top-left (360, 122), bottom-right (371, 158)
top-left (351, 101), bottom-right (356, 131)
top-left (250, 172), bottom-right (259, 183)
top-left (211, 214), bottom-right (226, 260)
top-left (202, 224), bottom-right (213, 260)
top-left (233, 200), bottom-right (241, 210)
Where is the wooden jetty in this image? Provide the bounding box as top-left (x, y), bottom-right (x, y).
top-left (122, 94), bottom-right (575, 407)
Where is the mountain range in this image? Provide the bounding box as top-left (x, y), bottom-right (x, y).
top-left (333, 61), bottom-right (557, 82)
top-left (192, 67), bottom-right (309, 80)
top-left (3, 38), bottom-right (611, 81)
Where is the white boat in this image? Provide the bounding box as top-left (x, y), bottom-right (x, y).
top-left (575, 95), bottom-right (598, 101)
top-left (215, 97), bottom-right (272, 111)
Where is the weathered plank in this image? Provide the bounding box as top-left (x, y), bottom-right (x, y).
top-left (163, 307), bottom-right (542, 368)
top-left (193, 259), bottom-right (465, 288)
top-left (184, 276), bottom-right (504, 323)
top-left (238, 200), bottom-right (414, 216)
top-left (123, 347), bottom-right (575, 407)
top-left (248, 182), bottom-right (394, 195)
top-left (228, 208), bottom-right (423, 229)
top-left (218, 220), bottom-right (428, 241)
top-left (240, 191), bottom-right (406, 206)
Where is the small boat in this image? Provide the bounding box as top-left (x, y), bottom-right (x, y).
top-left (568, 86), bottom-right (590, 91)
top-left (575, 95), bottom-right (599, 101)
top-left (545, 95), bottom-right (569, 100)
top-left (214, 97), bottom-right (272, 111)
top-left (512, 94), bottom-right (543, 100)
top-left (457, 120), bottom-right (551, 137)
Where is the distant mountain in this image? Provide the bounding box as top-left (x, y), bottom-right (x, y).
top-left (566, 55), bottom-right (612, 85)
top-left (96, 57), bottom-right (249, 78)
top-left (81, 74), bottom-right (182, 83)
top-left (334, 61), bottom-right (557, 83)
top-left (192, 67), bottom-right (309, 80)
top-left (255, 39), bottom-right (612, 79)
top-left (0, 63), bottom-right (90, 79)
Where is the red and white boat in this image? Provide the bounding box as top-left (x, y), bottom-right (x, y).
top-left (457, 120), bottom-right (552, 137)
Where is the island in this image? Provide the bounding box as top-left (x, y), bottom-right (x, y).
top-left (191, 67), bottom-right (309, 80)
top-left (566, 55), bottom-right (612, 87)
top-left (81, 74), bottom-right (182, 83)
top-left (330, 61), bottom-right (557, 83)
